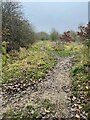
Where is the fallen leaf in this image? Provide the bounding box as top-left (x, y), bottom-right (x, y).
top-left (75, 114), bottom-right (80, 119)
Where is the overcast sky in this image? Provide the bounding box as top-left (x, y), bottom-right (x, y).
top-left (22, 2), bottom-right (88, 33)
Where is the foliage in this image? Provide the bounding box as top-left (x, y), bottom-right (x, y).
top-left (77, 22), bottom-right (90, 40)
top-left (50, 29), bottom-right (59, 41)
top-left (2, 2), bottom-right (35, 52)
top-left (70, 57), bottom-right (90, 119)
top-left (2, 41), bottom-right (83, 84)
top-left (2, 41), bottom-right (56, 83)
top-left (36, 32), bottom-right (50, 40)
top-left (81, 44), bottom-right (90, 65)
top-left (70, 31), bottom-right (81, 42)
top-left (60, 31), bottom-right (74, 43)
top-left (70, 23), bottom-right (90, 118)
top-left (77, 22), bottom-right (90, 74)
top-left (2, 41), bottom-right (10, 66)
top-left (53, 42), bottom-right (82, 57)
top-left (3, 40), bottom-right (83, 84)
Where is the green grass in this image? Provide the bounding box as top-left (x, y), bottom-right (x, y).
top-left (69, 40), bottom-right (90, 119)
top-left (71, 64), bottom-right (89, 96)
top-left (2, 41), bottom-right (83, 84)
top-left (53, 42), bottom-right (83, 57)
top-left (70, 59), bottom-right (90, 118)
top-left (2, 41), bottom-right (56, 83)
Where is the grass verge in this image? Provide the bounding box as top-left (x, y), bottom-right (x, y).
top-left (70, 56), bottom-right (90, 119)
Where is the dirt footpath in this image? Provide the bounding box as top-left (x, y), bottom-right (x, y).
top-left (1, 56), bottom-right (74, 119)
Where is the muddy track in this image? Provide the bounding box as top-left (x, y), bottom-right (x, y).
top-left (1, 55), bottom-right (74, 119)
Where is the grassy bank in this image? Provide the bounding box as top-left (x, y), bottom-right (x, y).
top-left (70, 54), bottom-right (90, 119)
top-left (2, 41), bottom-right (82, 84)
top-left (2, 41), bottom-right (56, 84)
